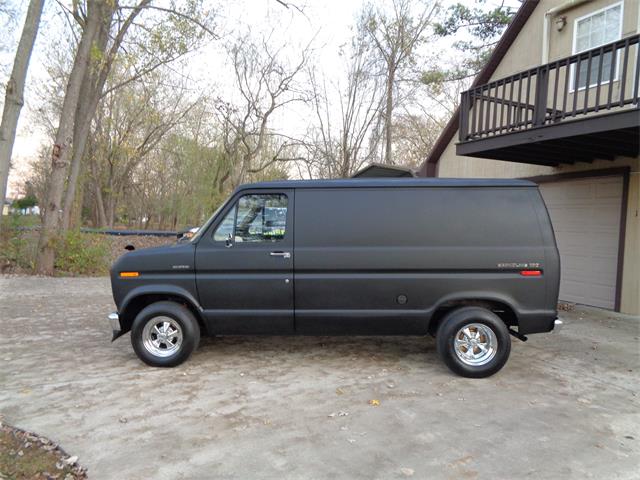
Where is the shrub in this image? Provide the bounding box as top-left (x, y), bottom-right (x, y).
top-left (0, 215), bottom-right (37, 271)
top-left (54, 230), bottom-right (111, 276)
top-left (13, 194), bottom-right (38, 210)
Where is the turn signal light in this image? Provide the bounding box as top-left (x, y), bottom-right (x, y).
top-left (520, 270), bottom-right (542, 276)
top-left (120, 271), bottom-right (140, 278)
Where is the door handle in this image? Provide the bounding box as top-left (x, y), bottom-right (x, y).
top-left (270, 251), bottom-right (291, 259)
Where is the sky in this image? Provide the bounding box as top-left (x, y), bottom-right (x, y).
top-left (1, 0), bottom-right (521, 197)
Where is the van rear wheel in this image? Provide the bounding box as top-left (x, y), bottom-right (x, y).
top-left (131, 301), bottom-right (200, 367)
top-left (436, 307), bottom-right (511, 378)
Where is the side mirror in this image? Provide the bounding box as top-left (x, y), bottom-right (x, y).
top-left (177, 227), bottom-right (199, 242)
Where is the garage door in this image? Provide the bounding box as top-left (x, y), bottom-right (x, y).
top-left (539, 175), bottom-right (623, 309)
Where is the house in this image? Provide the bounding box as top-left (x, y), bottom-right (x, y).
top-left (418, 0), bottom-right (640, 315)
top-left (17, 205), bottom-right (40, 216)
top-left (352, 163), bottom-right (417, 178)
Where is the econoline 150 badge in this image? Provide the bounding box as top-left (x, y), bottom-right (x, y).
top-left (497, 262), bottom-right (541, 268)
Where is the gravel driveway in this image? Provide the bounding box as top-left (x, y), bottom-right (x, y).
top-left (1, 276), bottom-right (638, 479)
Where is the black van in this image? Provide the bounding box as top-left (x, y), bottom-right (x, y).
top-left (108, 179), bottom-right (562, 377)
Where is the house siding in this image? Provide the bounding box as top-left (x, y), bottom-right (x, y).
top-left (435, 0), bottom-right (640, 315)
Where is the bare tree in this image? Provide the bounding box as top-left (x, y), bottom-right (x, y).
top-left (364, 0), bottom-right (437, 164)
top-left (0, 0), bottom-right (13, 17)
top-left (214, 33), bottom-right (309, 193)
top-left (393, 109), bottom-right (443, 169)
top-left (0, 0), bottom-right (17, 59)
top-left (0, 0), bottom-right (44, 232)
top-left (304, 24), bottom-right (384, 178)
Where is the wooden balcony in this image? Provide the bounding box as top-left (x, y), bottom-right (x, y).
top-left (457, 34), bottom-right (640, 166)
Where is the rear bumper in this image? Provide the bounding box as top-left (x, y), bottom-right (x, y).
top-left (518, 310), bottom-right (559, 335)
top-left (108, 312), bottom-right (123, 341)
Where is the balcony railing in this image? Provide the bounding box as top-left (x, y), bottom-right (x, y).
top-left (459, 34), bottom-right (640, 143)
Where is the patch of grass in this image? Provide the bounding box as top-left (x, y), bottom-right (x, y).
top-left (9, 215), bottom-right (40, 228)
top-left (0, 424), bottom-right (86, 479)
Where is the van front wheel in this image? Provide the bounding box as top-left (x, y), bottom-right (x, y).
top-left (436, 307), bottom-right (511, 378)
top-left (131, 301), bottom-right (200, 367)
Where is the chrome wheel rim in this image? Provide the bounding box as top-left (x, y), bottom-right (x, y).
top-left (454, 323), bottom-right (498, 366)
top-left (142, 316), bottom-right (183, 358)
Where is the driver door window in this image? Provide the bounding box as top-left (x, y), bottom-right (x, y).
top-left (213, 194), bottom-right (288, 243)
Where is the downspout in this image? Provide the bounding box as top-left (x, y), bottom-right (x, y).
top-left (542, 0), bottom-right (592, 64)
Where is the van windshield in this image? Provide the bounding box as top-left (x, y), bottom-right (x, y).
top-left (187, 205), bottom-right (223, 243)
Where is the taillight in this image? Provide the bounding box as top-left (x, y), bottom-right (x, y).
top-left (520, 270), bottom-right (542, 276)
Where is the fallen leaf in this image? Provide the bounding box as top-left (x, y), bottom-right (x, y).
top-left (400, 467), bottom-right (415, 476)
top-left (369, 399), bottom-right (380, 406)
top-left (328, 411), bottom-right (349, 418)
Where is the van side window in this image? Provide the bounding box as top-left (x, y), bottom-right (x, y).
top-left (212, 207), bottom-right (236, 241)
top-left (213, 194), bottom-right (288, 243)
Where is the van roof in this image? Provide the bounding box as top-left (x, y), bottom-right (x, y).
top-left (238, 178), bottom-right (536, 190)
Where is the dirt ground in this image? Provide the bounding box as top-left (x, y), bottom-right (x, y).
top-left (0, 276), bottom-right (638, 479)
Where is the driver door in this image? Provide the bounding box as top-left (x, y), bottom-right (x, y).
top-left (195, 189), bottom-right (294, 334)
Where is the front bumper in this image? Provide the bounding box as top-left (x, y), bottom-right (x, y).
top-left (108, 312), bottom-right (122, 341)
top-left (553, 319), bottom-right (563, 333)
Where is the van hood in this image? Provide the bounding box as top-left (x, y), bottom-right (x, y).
top-left (111, 242), bottom-right (196, 276)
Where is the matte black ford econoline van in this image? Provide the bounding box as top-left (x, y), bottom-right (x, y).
top-left (109, 178), bottom-right (561, 377)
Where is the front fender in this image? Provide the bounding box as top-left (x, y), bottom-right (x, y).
top-left (114, 284), bottom-right (204, 340)
top-left (120, 284), bottom-right (203, 315)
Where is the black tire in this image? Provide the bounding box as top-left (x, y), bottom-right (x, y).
top-left (436, 306), bottom-right (511, 378)
top-left (131, 301), bottom-right (200, 367)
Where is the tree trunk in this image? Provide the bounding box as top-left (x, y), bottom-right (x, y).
top-left (106, 188), bottom-right (117, 228)
top-left (36, 1), bottom-right (101, 274)
top-left (72, 173), bottom-right (85, 229)
top-left (61, 81), bottom-right (95, 232)
top-left (383, 67), bottom-right (395, 165)
top-left (94, 180), bottom-right (108, 228)
top-left (61, 4), bottom-right (116, 232)
top-left (89, 149), bottom-right (108, 228)
top-left (0, 0), bottom-right (45, 233)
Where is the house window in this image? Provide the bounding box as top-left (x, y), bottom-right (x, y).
top-left (571, 2), bottom-right (623, 90)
